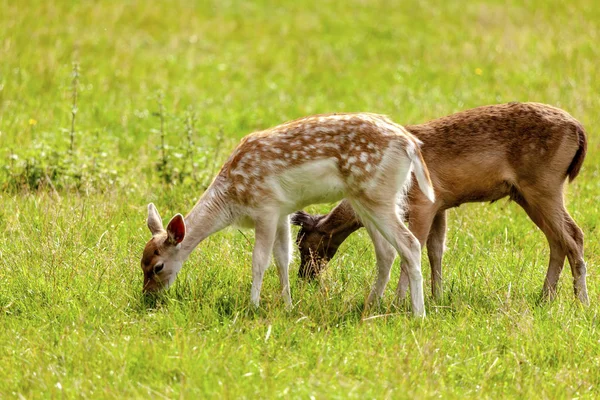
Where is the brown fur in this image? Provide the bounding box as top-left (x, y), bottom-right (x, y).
top-left (292, 102), bottom-right (589, 304)
top-left (291, 210), bottom-right (362, 278)
top-left (140, 233), bottom-right (168, 292)
top-left (220, 113), bottom-right (416, 206)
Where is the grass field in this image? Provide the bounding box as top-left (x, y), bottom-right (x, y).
top-left (1, 0), bottom-right (600, 398)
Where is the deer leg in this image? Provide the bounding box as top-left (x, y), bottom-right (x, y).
top-left (516, 187), bottom-right (587, 304)
top-left (396, 206), bottom-right (440, 301)
top-left (543, 243), bottom-right (568, 300)
top-left (362, 220), bottom-right (396, 306)
top-left (351, 199), bottom-right (425, 317)
top-left (427, 211), bottom-right (447, 301)
top-left (563, 212), bottom-right (588, 304)
top-left (396, 263), bottom-right (410, 303)
top-left (513, 194), bottom-right (567, 301)
top-left (384, 217), bottom-right (424, 316)
top-left (250, 215), bottom-right (279, 308)
top-left (273, 217), bottom-right (292, 307)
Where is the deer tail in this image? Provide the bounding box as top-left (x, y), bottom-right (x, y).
top-left (407, 138), bottom-right (435, 203)
top-left (567, 122), bottom-right (587, 182)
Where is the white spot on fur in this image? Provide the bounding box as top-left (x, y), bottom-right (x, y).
top-left (350, 165), bottom-right (363, 175)
top-left (314, 127), bottom-right (332, 134)
top-left (360, 152), bottom-right (368, 163)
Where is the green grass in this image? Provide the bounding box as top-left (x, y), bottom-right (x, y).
top-left (1, 0), bottom-right (600, 398)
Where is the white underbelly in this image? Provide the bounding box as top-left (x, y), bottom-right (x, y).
top-left (270, 158), bottom-right (346, 212)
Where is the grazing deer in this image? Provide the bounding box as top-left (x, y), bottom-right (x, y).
top-left (291, 102), bottom-right (589, 305)
top-left (141, 113), bottom-right (435, 316)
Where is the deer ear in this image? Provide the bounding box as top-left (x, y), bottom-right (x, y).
top-left (290, 211), bottom-right (317, 229)
top-left (147, 203), bottom-right (164, 235)
top-left (166, 214), bottom-right (186, 245)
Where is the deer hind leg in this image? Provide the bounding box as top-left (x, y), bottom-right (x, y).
top-left (513, 195), bottom-right (565, 300)
top-left (564, 215), bottom-right (588, 304)
top-left (396, 207), bottom-right (443, 301)
top-left (515, 187), bottom-right (588, 304)
top-left (362, 220), bottom-right (396, 306)
top-left (250, 214), bottom-right (279, 308)
top-left (427, 211), bottom-right (447, 301)
top-left (273, 217), bottom-right (292, 307)
top-left (350, 198), bottom-right (425, 317)
top-left (396, 262), bottom-right (410, 303)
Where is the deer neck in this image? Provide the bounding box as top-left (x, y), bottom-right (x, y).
top-left (179, 178), bottom-right (233, 258)
top-left (319, 200), bottom-right (363, 243)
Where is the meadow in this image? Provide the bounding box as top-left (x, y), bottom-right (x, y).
top-left (1, 0), bottom-right (599, 398)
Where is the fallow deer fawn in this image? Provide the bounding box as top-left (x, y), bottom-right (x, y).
top-left (292, 102), bottom-right (589, 305)
top-left (141, 113), bottom-right (435, 316)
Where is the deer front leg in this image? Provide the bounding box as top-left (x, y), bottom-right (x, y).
top-left (250, 215), bottom-right (278, 308)
top-left (273, 217), bottom-right (293, 308)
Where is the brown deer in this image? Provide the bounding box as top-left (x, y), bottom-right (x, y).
top-left (291, 102), bottom-right (589, 305)
top-left (141, 113), bottom-right (435, 316)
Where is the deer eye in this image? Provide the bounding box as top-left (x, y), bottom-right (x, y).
top-left (154, 263), bottom-right (164, 274)
top-left (154, 249), bottom-right (160, 256)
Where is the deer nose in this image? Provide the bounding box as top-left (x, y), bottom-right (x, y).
top-left (143, 279), bottom-right (159, 293)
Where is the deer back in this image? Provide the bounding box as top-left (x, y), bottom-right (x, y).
top-left (406, 102), bottom-right (586, 207)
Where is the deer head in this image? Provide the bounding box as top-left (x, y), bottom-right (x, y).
top-left (292, 211), bottom-right (330, 279)
top-left (141, 203), bottom-right (187, 293)
top-left (291, 211), bottom-right (348, 278)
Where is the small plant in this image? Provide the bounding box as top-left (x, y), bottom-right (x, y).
top-left (184, 106), bottom-right (198, 184)
top-left (150, 98), bottom-right (224, 188)
top-left (69, 62), bottom-right (79, 154)
top-left (153, 91), bottom-right (171, 185)
top-left (3, 142), bottom-right (68, 192)
top-left (1, 64), bottom-right (123, 193)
